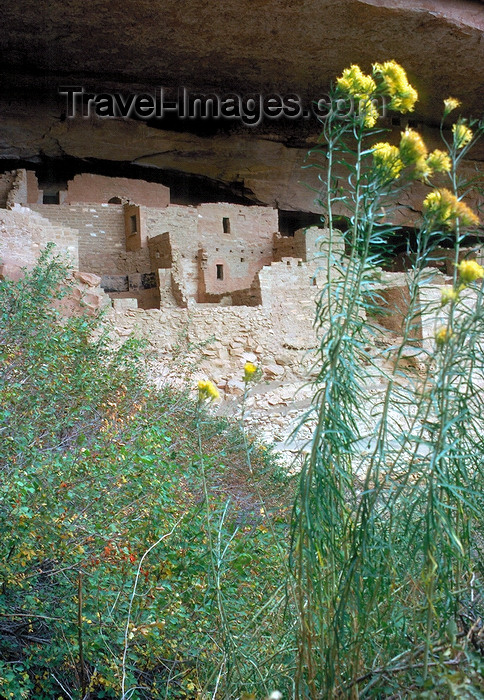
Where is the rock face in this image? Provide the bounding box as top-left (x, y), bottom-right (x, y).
top-left (2, 0), bottom-right (483, 121)
top-left (0, 0), bottom-right (483, 214)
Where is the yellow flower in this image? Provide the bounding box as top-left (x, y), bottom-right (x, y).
top-left (399, 128), bottom-right (428, 166)
top-left (452, 123), bottom-right (473, 150)
top-left (454, 200), bottom-right (480, 228)
top-left (440, 286), bottom-right (459, 305)
top-left (435, 326), bottom-right (453, 346)
top-left (443, 97), bottom-right (460, 116)
top-left (414, 157), bottom-right (432, 182)
top-left (372, 142), bottom-right (404, 180)
top-left (243, 361), bottom-right (257, 382)
top-left (423, 188), bottom-right (479, 229)
top-left (372, 60), bottom-right (418, 113)
top-left (426, 149), bottom-right (451, 174)
top-left (336, 65), bottom-right (376, 98)
top-left (457, 259), bottom-right (484, 284)
top-left (198, 379), bottom-right (220, 401)
top-left (358, 97), bottom-right (379, 128)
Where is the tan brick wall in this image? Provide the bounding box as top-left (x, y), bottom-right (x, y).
top-left (26, 171), bottom-right (42, 204)
top-left (65, 173), bottom-right (170, 207)
top-left (0, 207), bottom-right (79, 269)
top-left (273, 226), bottom-right (342, 262)
top-left (144, 202), bottom-right (278, 302)
top-left (145, 204), bottom-right (200, 300)
top-left (29, 203), bottom-right (152, 276)
top-left (197, 203), bottom-right (277, 298)
top-left (259, 258), bottom-right (319, 348)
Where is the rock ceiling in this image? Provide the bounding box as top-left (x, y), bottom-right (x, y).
top-left (1, 0), bottom-right (483, 211)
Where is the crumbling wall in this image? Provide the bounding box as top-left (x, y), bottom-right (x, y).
top-left (145, 204), bottom-right (199, 300)
top-left (0, 172), bottom-right (16, 208)
top-left (273, 226), bottom-right (344, 263)
top-left (29, 202), bottom-right (159, 308)
top-left (65, 173), bottom-right (170, 207)
top-left (197, 203), bottom-right (276, 298)
top-left (0, 207), bottom-right (79, 269)
top-left (144, 202), bottom-right (277, 303)
top-left (0, 169), bottom-right (41, 208)
top-left (259, 258), bottom-right (320, 349)
top-left (148, 232), bottom-right (172, 270)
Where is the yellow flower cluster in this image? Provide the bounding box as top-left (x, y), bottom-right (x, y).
top-left (399, 128), bottom-right (431, 179)
top-left (336, 64), bottom-right (377, 98)
top-left (198, 379), bottom-right (219, 401)
top-left (426, 149), bottom-right (452, 174)
top-left (243, 361), bottom-right (257, 382)
top-left (372, 142), bottom-right (404, 180)
top-left (457, 259), bottom-right (484, 284)
top-left (444, 97), bottom-right (461, 116)
top-left (435, 326), bottom-right (453, 346)
top-left (423, 188), bottom-right (479, 229)
top-left (336, 65), bottom-right (379, 128)
top-left (359, 98), bottom-right (379, 129)
top-left (398, 130), bottom-right (452, 181)
top-left (438, 261), bottom-right (483, 309)
top-left (373, 131), bottom-right (452, 183)
top-left (399, 128), bottom-right (427, 165)
top-left (452, 123), bottom-right (473, 150)
top-left (335, 60), bottom-right (418, 128)
top-left (440, 286), bottom-right (459, 306)
top-left (372, 60), bottom-right (418, 113)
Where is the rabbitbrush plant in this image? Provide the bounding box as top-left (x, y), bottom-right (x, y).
top-left (292, 62), bottom-right (484, 698)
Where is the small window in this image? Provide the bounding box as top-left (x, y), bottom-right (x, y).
top-left (222, 217), bottom-right (230, 234)
top-left (130, 214), bottom-right (137, 234)
top-left (43, 192), bottom-right (59, 204)
top-left (216, 264), bottom-right (224, 280)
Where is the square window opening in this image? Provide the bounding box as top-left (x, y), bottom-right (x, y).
top-left (43, 192), bottom-right (60, 205)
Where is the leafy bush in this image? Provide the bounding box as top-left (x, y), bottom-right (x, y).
top-left (0, 248), bottom-right (292, 699)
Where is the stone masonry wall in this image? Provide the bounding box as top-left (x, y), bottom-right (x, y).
top-left (0, 207), bottom-right (79, 269)
top-left (144, 202), bottom-right (278, 302)
top-left (0, 172), bottom-right (16, 208)
top-left (29, 203), bottom-right (160, 308)
top-left (197, 203), bottom-right (277, 298)
top-left (145, 204), bottom-right (199, 300)
top-left (65, 173), bottom-right (170, 207)
top-left (0, 169), bottom-right (42, 208)
top-left (30, 203), bottom-right (150, 276)
top-left (259, 258), bottom-right (320, 349)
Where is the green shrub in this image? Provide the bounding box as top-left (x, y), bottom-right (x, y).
top-left (0, 248), bottom-right (292, 699)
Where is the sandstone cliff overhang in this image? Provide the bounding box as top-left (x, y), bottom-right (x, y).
top-left (0, 0), bottom-right (483, 213)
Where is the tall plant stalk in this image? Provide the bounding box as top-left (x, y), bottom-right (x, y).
top-left (292, 63), bottom-right (484, 697)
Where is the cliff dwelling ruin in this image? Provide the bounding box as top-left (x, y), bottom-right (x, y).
top-left (0, 0), bottom-right (483, 451)
top-left (0, 167), bottom-right (336, 313)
